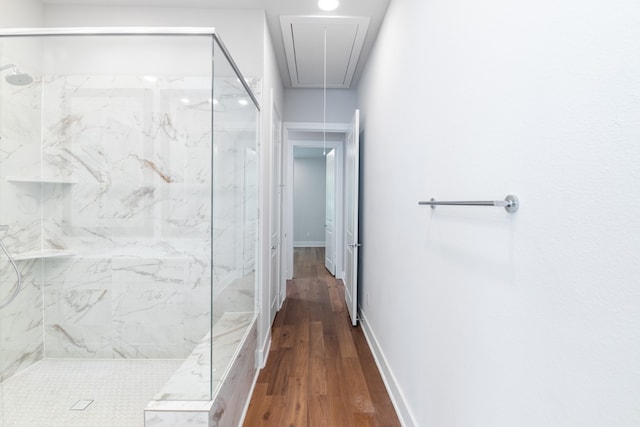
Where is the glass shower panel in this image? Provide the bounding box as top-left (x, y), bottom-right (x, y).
top-left (0, 32), bottom-right (216, 422)
top-left (40, 34), bottom-right (214, 401)
top-left (210, 38), bottom-right (258, 395)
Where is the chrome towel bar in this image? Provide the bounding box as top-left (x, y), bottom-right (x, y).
top-left (419, 195), bottom-right (519, 213)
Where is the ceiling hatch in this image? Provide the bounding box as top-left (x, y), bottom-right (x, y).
top-left (280, 15), bottom-right (370, 89)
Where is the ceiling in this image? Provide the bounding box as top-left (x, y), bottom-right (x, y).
top-left (280, 15), bottom-right (370, 88)
top-left (40, 0), bottom-right (392, 89)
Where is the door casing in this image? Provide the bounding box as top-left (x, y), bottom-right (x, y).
top-left (343, 110), bottom-right (360, 326)
top-left (269, 100), bottom-right (283, 323)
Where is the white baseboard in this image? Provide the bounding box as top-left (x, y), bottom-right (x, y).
top-left (256, 335), bottom-right (271, 369)
top-left (359, 307), bottom-right (417, 427)
top-left (293, 241), bottom-right (325, 247)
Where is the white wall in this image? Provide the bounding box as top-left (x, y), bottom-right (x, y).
top-left (0, 0), bottom-right (42, 27)
top-left (293, 156), bottom-right (326, 246)
top-left (43, 5), bottom-right (263, 79)
top-left (284, 88), bottom-right (357, 123)
top-left (257, 14), bottom-right (284, 366)
top-left (0, 0), bottom-right (43, 70)
top-left (357, 0), bottom-right (640, 426)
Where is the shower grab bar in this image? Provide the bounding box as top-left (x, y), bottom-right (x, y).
top-left (0, 226), bottom-right (23, 310)
top-left (418, 195), bottom-right (519, 213)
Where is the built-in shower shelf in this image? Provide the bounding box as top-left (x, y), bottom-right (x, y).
top-left (12, 249), bottom-right (78, 261)
top-left (6, 176), bottom-right (78, 185)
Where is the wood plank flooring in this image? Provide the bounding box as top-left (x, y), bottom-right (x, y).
top-left (243, 247), bottom-right (401, 427)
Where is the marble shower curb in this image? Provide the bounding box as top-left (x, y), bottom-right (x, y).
top-left (144, 315), bottom-right (258, 427)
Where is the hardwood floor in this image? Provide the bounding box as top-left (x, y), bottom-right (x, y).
top-left (243, 247), bottom-right (401, 427)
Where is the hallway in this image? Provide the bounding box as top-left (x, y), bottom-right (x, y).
top-left (244, 248), bottom-right (400, 426)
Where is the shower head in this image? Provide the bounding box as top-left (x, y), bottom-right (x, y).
top-left (6, 71), bottom-right (33, 86)
top-left (0, 64), bottom-right (33, 86)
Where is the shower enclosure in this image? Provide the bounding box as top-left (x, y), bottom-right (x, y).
top-left (0, 28), bottom-right (259, 426)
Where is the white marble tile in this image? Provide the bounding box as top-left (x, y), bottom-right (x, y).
top-left (0, 76), bottom-right (44, 382)
top-left (112, 256), bottom-right (188, 284)
top-left (0, 259), bottom-right (44, 381)
top-left (0, 181), bottom-right (43, 254)
top-left (112, 264), bottom-right (187, 358)
top-left (153, 331), bottom-right (211, 401)
top-left (45, 287), bottom-right (111, 325)
top-left (144, 317), bottom-right (258, 427)
top-left (44, 322), bottom-right (114, 358)
top-left (41, 257), bottom-right (113, 358)
top-left (157, 184), bottom-right (211, 238)
top-left (0, 78), bottom-right (43, 178)
top-left (43, 257), bottom-right (112, 288)
top-left (211, 312), bottom-right (255, 386)
top-left (213, 273), bottom-right (255, 324)
top-left (152, 312), bottom-right (254, 402)
top-left (145, 400), bottom-right (213, 412)
top-left (145, 410), bottom-right (210, 426)
top-left (209, 319), bottom-right (258, 427)
top-left (183, 283), bottom-right (212, 347)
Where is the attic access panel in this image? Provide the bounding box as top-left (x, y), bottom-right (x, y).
top-left (280, 16), bottom-right (370, 88)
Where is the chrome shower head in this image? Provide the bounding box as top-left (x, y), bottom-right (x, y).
top-left (0, 64), bottom-right (33, 86)
top-left (6, 70), bottom-right (33, 86)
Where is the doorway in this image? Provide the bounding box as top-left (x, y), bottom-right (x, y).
top-left (280, 115), bottom-right (360, 326)
top-left (291, 145), bottom-right (337, 277)
top-left (282, 122), bottom-right (349, 295)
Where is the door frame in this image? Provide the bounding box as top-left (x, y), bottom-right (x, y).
top-left (282, 122), bottom-right (349, 294)
top-left (343, 110), bottom-right (360, 326)
top-left (269, 96), bottom-right (283, 323)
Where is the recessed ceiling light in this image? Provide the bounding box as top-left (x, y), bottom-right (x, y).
top-left (238, 99), bottom-right (249, 106)
top-left (318, 0), bottom-right (339, 12)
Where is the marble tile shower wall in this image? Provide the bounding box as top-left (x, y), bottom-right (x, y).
top-left (8, 74), bottom-right (256, 363)
top-left (0, 79), bottom-right (45, 382)
top-left (39, 75), bottom-right (215, 359)
top-left (0, 73), bottom-right (258, 381)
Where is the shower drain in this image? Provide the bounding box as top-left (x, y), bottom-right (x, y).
top-left (70, 400), bottom-right (94, 411)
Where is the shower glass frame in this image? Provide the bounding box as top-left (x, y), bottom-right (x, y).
top-left (0, 27), bottom-right (260, 406)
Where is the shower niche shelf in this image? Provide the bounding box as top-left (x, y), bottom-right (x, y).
top-left (6, 176), bottom-right (78, 185)
top-left (12, 249), bottom-right (78, 261)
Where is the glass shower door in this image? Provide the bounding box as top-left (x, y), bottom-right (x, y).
top-left (209, 37), bottom-right (259, 397)
top-left (0, 31), bottom-right (217, 426)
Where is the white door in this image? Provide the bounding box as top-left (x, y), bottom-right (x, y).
top-left (269, 103), bottom-right (283, 324)
top-left (344, 110), bottom-right (360, 326)
top-left (324, 148), bottom-right (336, 275)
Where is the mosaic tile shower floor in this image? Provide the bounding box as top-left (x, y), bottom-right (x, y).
top-left (0, 359), bottom-right (182, 427)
